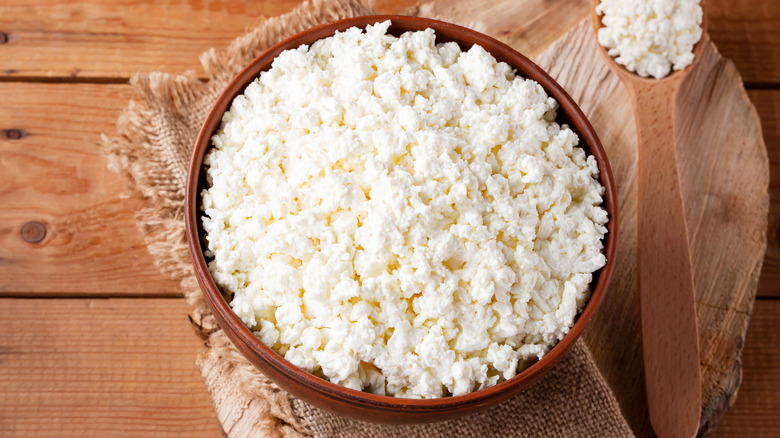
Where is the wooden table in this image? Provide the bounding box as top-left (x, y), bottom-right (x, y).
top-left (0, 1), bottom-right (777, 436)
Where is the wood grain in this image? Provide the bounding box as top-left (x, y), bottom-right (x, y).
top-left (0, 0), bottom-right (416, 79)
top-left (1, 295), bottom-right (772, 437)
top-left (0, 0), bottom-right (774, 435)
top-left (711, 300), bottom-right (780, 437)
top-left (631, 77), bottom-right (702, 438)
top-left (1, 0), bottom-right (774, 82)
top-left (0, 0), bottom-right (296, 79)
top-left (748, 90), bottom-right (780, 298)
top-left (0, 6), bottom-right (773, 302)
top-left (0, 298), bottom-right (221, 437)
top-left (522, 18), bottom-right (768, 436)
top-left (197, 346), bottom-right (284, 438)
top-left (586, 8), bottom-right (713, 432)
top-left (0, 83), bottom-right (181, 295)
top-left (666, 36), bottom-right (769, 435)
top-left (417, 0), bottom-right (588, 59)
top-left (707, 0), bottom-right (780, 84)
top-left (1, 297), bottom-right (776, 438)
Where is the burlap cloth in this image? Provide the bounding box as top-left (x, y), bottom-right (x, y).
top-left (103, 0), bottom-right (635, 436)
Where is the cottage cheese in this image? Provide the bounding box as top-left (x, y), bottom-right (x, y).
top-left (202, 21), bottom-right (608, 398)
top-left (596, 0), bottom-right (703, 79)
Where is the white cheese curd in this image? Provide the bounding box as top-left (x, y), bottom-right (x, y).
top-left (201, 21), bottom-right (608, 398)
top-left (596, 0), bottom-right (703, 79)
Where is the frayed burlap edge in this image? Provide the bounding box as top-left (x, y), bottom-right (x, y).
top-left (102, 1), bottom-right (375, 436)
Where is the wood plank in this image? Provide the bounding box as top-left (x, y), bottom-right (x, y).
top-left (749, 90), bottom-right (780, 297)
top-left (0, 82), bottom-right (181, 295)
top-left (0, 298), bottom-right (773, 438)
top-left (707, 0), bottom-right (780, 84)
top-left (0, 298), bottom-right (220, 437)
top-left (0, 16), bottom-right (773, 303)
top-left (711, 299), bottom-right (780, 437)
top-left (0, 0), bottom-right (416, 79)
top-left (1, 0), bottom-right (776, 82)
top-left (417, 0), bottom-right (780, 84)
top-left (0, 0), bottom-right (298, 79)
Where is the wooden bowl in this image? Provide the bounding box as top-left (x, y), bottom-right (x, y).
top-left (185, 15), bottom-right (619, 424)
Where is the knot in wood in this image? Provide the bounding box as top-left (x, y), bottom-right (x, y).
top-left (5, 129), bottom-right (24, 140)
top-left (20, 221), bottom-right (46, 244)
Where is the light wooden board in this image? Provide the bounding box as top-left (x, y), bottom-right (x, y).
top-left (0, 0), bottom-right (774, 82)
top-left (0, 83), bottom-right (181, 295)
top-left (711, 300), bottom-right (780, 437)
top-left (0, 298), bottom-right (221, 437)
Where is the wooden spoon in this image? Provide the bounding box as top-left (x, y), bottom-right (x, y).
top-left (590, 2), bottom-right (707, 437)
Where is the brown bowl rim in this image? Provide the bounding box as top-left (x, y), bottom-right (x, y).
top-left (185, 15), bottom-right (619, 414)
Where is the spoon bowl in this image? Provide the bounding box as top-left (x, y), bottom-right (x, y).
top-left (590, 0), bottom-right (709, 83)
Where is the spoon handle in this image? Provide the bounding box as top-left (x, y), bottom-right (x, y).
top-left (630, 78), bottom-right (702, 438)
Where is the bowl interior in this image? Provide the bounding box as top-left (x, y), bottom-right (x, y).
top-left (186, 15), bottom-right (618, 415)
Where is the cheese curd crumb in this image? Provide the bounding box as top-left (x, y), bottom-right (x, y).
top-left (202, 21), bottom-right (608, 398)
top-left (596, 0), bottom-right (703, 79)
